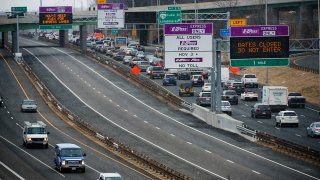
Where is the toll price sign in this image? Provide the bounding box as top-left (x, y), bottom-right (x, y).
top-left (164, 23), bottom-right (213, 69)
top-left (39, 6), bottom-right (72, 29)
top-left (98, 3), bottom-right (124, 28)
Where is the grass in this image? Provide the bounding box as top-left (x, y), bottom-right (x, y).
top-left (237, 66), bottom-right (320, 106)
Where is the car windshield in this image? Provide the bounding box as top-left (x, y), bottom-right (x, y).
top-left (23, 100), bottom-right (36, 105)
top-left (289, 92), bottom-right (302, 96)
top-left (153, 67), bottom-right (163, 71)
top-left (225, 91), bottom-right (236, 95)
top-left (245, 74), bottom-right (256, 78)
top-left (232, 83), bottom-right (242, 86)
top-left (202, 93), bottom-right (211, 97)
top-left (166, 74), bottom-right (175, 78)
top-left (283, 112), bottom-right (297, 116)
top-left (314, 124), bottom-right (320, 128)
top-left (96, 41), bottom-right (104, 44)
top-left (181, 83), bottom-right (192, 88)
top-left (139, 62), bottom-right (149, 65)
top-left (60, 148), bottom-right (83, 157)
top-left (104, 177), bottom-right (123, 180)
top-left (258, 105), bottom-right (269, 110)
top-left (27, 127), bottom-right (46, 134)
top-left (204, 83), bottom-right (211, 86)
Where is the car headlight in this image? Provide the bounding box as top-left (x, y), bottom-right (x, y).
top-left (44, 137), bottom-right (48, 141)
top-left (27, 138), bottom-right (32, 141)
top-left (81, 161), bottom-right (85, 165)
top-left (61, 161), bottom-right (66, 165)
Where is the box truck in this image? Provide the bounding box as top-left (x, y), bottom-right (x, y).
top-left (262, 86), bottom-right (288, 112)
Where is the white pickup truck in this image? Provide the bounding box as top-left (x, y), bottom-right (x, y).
top-left (241, 74), bottom-right (258, 88)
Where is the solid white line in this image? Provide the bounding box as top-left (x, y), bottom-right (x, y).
top-left (170, 134), bottom-right (175, 137)
top-left (241, 115), bottom-right (246, 117)
top-left (226, 160), bottom-right (234, 164)
top-left (187, 142), bottom-right (192, 145)
top-left (24, 49), bottom-right (227, 179)
top-left (257, 121), bottom-right (263, 124)
top-left (0, 136), bottom-right (65, 177)
top-left (0, 161), bottom-right (25, 180)
top-left (252, 170), bottom-right (261, 175)
top-left (86, 164), bottom-right (101, 174)
top-left (296, 134), bottom-right (302, 137)
top-left (205, 150), bottom-right (212, 154)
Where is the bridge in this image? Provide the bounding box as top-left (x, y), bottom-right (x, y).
top-left (0, 0), bottom-right (318, 53)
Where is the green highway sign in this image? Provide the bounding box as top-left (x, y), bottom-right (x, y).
top-left (39, 24), bottom-right (72, 30)
top-left (159, 11), bottom-right (181, 25)
top-left (168, 6), bottom-right (181, 11)
top-left (11, 7), bottom-right (27, 13)
top-left (111, 28), bottom-right (118, 34)
top-left (230, 58), bottom-right (289, 67)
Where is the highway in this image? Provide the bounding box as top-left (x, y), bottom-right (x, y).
top-left (1, 36), bottom-right (318, 179)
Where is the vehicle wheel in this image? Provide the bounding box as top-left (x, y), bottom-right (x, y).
top-left (81, 168), bottom-right (85, 173)
top-left (229, 112), bottom-right (232, 116)
top-left (45, 144), bottom-right (48, 149)
top-left (23, 140), bottom-right (26, 147)
top-left (295, 123), bottom-right (299, 128)
top-left (26, 143), bottom-right (29, 149)
top-left (251, 113), bottom-right (254, 118)
top-left (311, 132), bottom-right (314, 138)
top-left (235, 102), bottom-right (238, 105)
top-left (174, 83), bottom-right (177, 86)
top-left (59, 166), bottom-right (64, 173)
top-left (163, 83), bottom-right (166, 86)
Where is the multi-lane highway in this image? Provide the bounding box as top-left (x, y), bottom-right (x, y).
top-left (0, 36), bottom-right (318, 179)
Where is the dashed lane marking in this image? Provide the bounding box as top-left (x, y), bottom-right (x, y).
top-left (227, 160), bottom-right (234, 163)
top-left (252, 170), bottom-right (261, 175)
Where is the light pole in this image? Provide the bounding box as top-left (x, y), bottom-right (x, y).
top-left (40, 0), bottom-right (42, 7)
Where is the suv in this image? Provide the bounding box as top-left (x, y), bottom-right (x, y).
top-left (179, 83), bottom-right (194, 97)
top-left (162, 74), bottom-right (177, 86)
top-left (54, 143), bottom-right (86, 173)
top-left (275, 111), bottom-right (299, 127)
top-left (251, 103), bottom-right (272, 119)
top-left (221, 90), bottom-right (238, 105)
top-left (149, 66), bottom-right (165, 79)
top-left (23, 121), bottom-right (49, 148)
top-left (190, 75), bottom-right (204, 87)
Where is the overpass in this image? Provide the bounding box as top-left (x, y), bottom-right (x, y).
top-left (0, 0), bottom-right (318, 53)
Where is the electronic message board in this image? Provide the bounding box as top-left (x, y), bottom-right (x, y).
top-left (230, 36), bottom-right (289, 59)
top-left (39, 6), bottom-right (72, 29)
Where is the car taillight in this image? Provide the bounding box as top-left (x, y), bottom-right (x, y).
top-left (199, 97), bottom-right (206, 100)
top-left (256, 108), bottom-right (260, 111)
top-left (267, 108), bottom-right (271, 111)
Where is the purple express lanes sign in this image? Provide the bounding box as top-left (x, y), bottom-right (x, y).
top-left (39, 6), bottom-right (72, 13)
top-left (98, 3), bottom-right (124, 10)
top-left (231, 25), bottom-right (289, 37)
top-left (164, 23), bottom-right (213, 35)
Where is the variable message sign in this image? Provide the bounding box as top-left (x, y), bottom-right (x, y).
top-left (98, 3), bottom-right (124, 29)
top-left (39, 6), bottom-right (72, 29)
top-left (230, 25), bottom-right (289, 67)
top-left (164, 23), bottom-right (213, 69)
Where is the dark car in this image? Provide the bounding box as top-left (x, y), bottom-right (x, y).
top-left (149, 66), bottom-right (165, 79)
top-left (251, 103), bottom-right (272, 119)
top-left (162, 74), bottom-right (177, 86)
top-left (190, 75), bottom-right (204, 87)
top-left (179, 83), bottom-right (194, 97)
top-left (177, 71), bottom-right (190, 80)
top-left (221, 90), bottom-right (238, 105)
top-left (228, 81), bottom-right (245, 95)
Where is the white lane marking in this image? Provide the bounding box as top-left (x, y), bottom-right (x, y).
top-left (16, 123), bottom-right (23, 129)
top-left (124, 109), bottom-right (128, 112)
top-left (103, 95), bottom-right (106, 98)
top-left (11, 117), bottom-right (13, 120)
top-left (300, 115), bottom-right (305, 118)
top-left (275, 127), bottom-right (280, 130)
top-left (296, 134), bottom-right (302, 137)
top-left (170, 134), bottom-right (175, 137)
top-left (98, 91), bottom-right (101, 94)
top-left (7, 111), bottom-right (10, 114)
top-left (133, 114), bottom-right (137, 117)
top-left (205, 150), bottom-right (212, 154)
top-left (252, 170), bottom-right (261, 175)
top-left (116, 104), bottom-right (120, 107)
top-left (306, 107), bottom-right (320, 112)
top-left (241, 115), bottom-right (246, 118)
top-left (245, 104), bottom-right (248, 106)
top-left (156, 127), bottom-right (160, 130)
top-left (86, 164), bottom-right (101, 174)
top-left (257, 121), bottom-right (263, 124)
top-left (187, 142), bottom-right (192, 145)
top-left (0, 136), bottom-right (65, 177)
top-left (144, 121), bottom-right (148, 124)
top-left (226, 160), bottom-right (234, 164)
top-left (26, 47), bottom-right (318, 179)
top-left (0, 161), bottom-right (25, 180)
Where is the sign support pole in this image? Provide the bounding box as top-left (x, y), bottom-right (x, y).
top-left (211, 39), bottom-right (216, 112)
top-left (216, 39), bottom-right (222, 113)
top-left (16, 14), bottom-right (19, 53)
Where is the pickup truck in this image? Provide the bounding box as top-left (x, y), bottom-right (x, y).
top-left (241, 74), bottom-right (258, 88)
top-left (287, 92), bottom-right (306, 108)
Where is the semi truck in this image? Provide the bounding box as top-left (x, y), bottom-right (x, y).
top-left (262, 86), bottom-right (288, 112)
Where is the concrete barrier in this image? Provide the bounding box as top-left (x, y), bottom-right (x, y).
top-left (192, 104), bottom-right (243, 134)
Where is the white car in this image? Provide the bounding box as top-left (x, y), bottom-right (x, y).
top-left (123, 56), bottom-right (132, 64)
top-left (220, 101), bottom-right (232, 116)
top-left (21, 99), bottom-right (37, 112)
top-left (136, 51), bottom-right (145, 58)
top-left (201, 83), bottom-right (211, 92)
top-left (275, 111), bottom-right (299, 127)
top-left (97, 173), bottom-right (122, 180)
top-left (240, 91), bottom-right (258, 101)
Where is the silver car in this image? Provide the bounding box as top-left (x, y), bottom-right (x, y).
top-left (21, 99), bottom-right (37, 112)
top-left (307, 122), bottom-right (320, 137)
top-left (221, 101), bottom-right (232, 116)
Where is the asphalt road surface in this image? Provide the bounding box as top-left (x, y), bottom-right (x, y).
top-left (3, 37), bottom-right (318, 179)
top-left (295, 55), bottom-right (319, 71)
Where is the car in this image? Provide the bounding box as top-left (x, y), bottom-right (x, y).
top-left (221, 90), bottom-right (238, 105)
top-left (136, 61), bottom-right (149, 72)
top-left (21, 99), bottom-right (37, 112)
top-left (306, 122), bottom-right (320, 137)
top-left (241, 90), bottom-right (258, 101)
top-left (149, 66), bottom-right (165, 79)
top-left (251, 103), bottom-right (272, 119)
top-left (97, 173), bottom-right (123, 180)
top-left (202, 83), bottom-right (211, 92)
top-left (129, 57), bottom-right (143, 68)
top-left (179, 83), bottom-right (194, 97)
top-left (190, 75), bottom-right (204, 87)
top-left (196, 92), bottom-right (211, 106)
top-left (23, 121), bottom-right (49, 148)
top-left (228, 81), bottom-right (245, 95)
top-left (177, 71), bottom-right (190, 80)
top-left (146, 66), bottom-right (152, 75)
top-left (223, 79), bottom-right (236, 90)
top-left (54, 143), bottom-right (86, 173)
top-left (241, 74), bottom-right (258, 88)
top-left (220, 101), bottom-right (232, 116)
top-left (162, 73), bottom-right (177, 86)
top-left (275, 110), bottom-right (299, 127)
top-left (122, 56), bottom-right (132, 64)
top-left (136, 51), bottom-right (145, 59)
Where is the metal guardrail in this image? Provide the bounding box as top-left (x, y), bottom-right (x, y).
top-left (4, 46), bottom-right (191, 180)
top-left (236, 125), bottom-right (257, 137)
